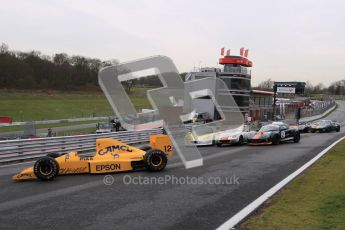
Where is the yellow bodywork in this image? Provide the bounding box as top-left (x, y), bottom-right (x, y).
top-left (13, 134), bottom-right (172, 181)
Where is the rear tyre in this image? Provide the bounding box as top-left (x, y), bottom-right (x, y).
top-left (139, 145), bottom-right (152, 151)
top-left (143, 149), bottom-right (167, 172)
top-left (33, 157), bottom-right (59, 181)
top-left (336, 127), bottom-right (340, 132)
top-left (216, 142), bottom-right (222, 147)
top-left (293, 132), bottom-right (301, 143)
top-left (272, 135), bottom-right (280, 145)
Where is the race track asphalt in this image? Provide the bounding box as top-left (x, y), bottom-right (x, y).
top-left (0, 101), bottom-right (344, 230)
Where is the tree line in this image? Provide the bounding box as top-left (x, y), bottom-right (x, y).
top-left (0, 43), bottom-right (121, 90)
top-left (256, 78), bottom-right (345, 95)
top-left (0, 43), bottom-right (187, 91)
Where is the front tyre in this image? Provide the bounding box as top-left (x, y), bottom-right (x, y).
top-left (33, 157), bottom-right (59, 181)
top-left (293, 132), bottom-right (301, 143)
top-left (47, 153), bottom-right (63, 158)
top-left (144, 149), bottom-right (167, 172)
top-left (272, 135), bottom-right (280, 145)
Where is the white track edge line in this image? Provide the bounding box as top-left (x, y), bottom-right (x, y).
top-left (216, 135), bottom-right (345, 230)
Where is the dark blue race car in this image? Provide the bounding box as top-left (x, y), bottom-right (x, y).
top-left (310, 120), bottom-right (340, 133)
top-left (247, 123), bottom-right (300, 145)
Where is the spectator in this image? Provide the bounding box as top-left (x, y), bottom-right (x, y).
top-left (47, 128), bottom-right (53, 137)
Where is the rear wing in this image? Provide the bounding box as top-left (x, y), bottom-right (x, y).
top-left (150, 134), bottom-right (173, 157)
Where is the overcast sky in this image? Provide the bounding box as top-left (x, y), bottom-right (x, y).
top-left (1, 0), bottom-right (344, 86)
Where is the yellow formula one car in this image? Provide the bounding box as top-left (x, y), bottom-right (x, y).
top-left (13, 134), bottom-right (173, 181)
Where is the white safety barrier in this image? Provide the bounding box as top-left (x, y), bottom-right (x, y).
top-left (299, 104), bottom-right (337, 123)
top-left (0, 128), bottom-right (163, 164)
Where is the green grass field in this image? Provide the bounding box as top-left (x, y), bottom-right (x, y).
top-left (56, 127), bottom-right (97, 136)
top-left (0, 88), bottom-right (152, 122)
top-left (240, 139), bottom-right (345, 230)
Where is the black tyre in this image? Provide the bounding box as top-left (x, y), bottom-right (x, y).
top-left (293, 132), bottom-right (301, 143)
top-left (237, 136), bottom-right (244, 145)
top-left (311, 129), bottom-right (315, 133)
top-left (272, 135), bottom-right (280, 145)
top-left (139, 145), bottom-right (152, 151)
top-left (33, 157), bottom-right (59, 181)
top-left (47, 153), bottom-right (62, 158)
top-left (143, 149), bottom-right (167, 172)
top-left (216, 142), bottom-right (222, 147)
top-left (336, 127), bottom-right (340, 132)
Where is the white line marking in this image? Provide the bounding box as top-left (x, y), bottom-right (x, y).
top-left (216, 135), bottom-right (345, 230)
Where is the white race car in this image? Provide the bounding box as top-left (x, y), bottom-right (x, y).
top-left (214, 125), bottom-right (251, 147)
top-left (185, 126), bottom-right (217, 146)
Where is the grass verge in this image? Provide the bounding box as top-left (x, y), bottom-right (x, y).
top-left (0, 119), bottom-right (104, 133)
top-left (56, 127), bottom-right (97, 136)
top-left (0, 88), bottom-right (151, 121)
top-left (239, 138), bottom-right (345, 230)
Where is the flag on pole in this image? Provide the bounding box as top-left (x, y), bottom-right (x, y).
top-left (244, 49), bottom-right (249, 57)
top-left (240, 47), bottom-right (244, 56)
top-left (226, 49), bottom-right (230, 56)
top-left (220, 47), bottom-right (225, 56)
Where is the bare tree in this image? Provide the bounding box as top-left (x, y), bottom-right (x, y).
top-left (328, 79), bottom-right (345, 95)
top-left (0, 43), bottom-right (9, 54)
top-left (304, 80), bottom-right (314, 95)
top-left (313, 83), bottom-right (326, 94)
top-left (257, 78), bottom-right (274, 89)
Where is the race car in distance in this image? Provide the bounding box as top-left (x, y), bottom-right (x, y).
top-left (183, 112), bottom-right (212, 124)
top-left (214, 125), bottom-right (251, 147)
top-left (184, 126), bottom-right (217, 146)
top-left (309, 120), bottom-right (340, 133)
top-left (247, 122), bottom-right (300, 145)
top-left (13, 134), bottom-right (173, 181)
top-left (298, 121), bottom-right (311, 133)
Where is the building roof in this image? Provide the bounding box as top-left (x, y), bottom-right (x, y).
top-left (219, 56), bottom-right (253, 67)
top-left (251, 89), bottom-right (274, 95)
top-left (274, 81), bottom-right (306, 85)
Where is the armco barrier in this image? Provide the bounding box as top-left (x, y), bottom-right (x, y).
top-left (299, 104), bottom-right (337, 123)
top-left (0, 128), bottom-right (163, 164)
top-left (0, 116), bottom-right (109, 127)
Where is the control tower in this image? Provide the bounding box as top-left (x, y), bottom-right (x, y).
top-left (184, 47), bottom-right (253, 120)
top-left (218, 48), bottom-right (252, 113)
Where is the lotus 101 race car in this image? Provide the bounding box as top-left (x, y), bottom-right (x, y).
top-left (13, 134), bottom-right (173, 181)
top-left (247, 122), bottom-right (300, 145)
top-left (309, 120), bottom-right (340, 133)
